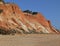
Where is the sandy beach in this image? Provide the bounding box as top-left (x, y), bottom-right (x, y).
top-left (0, 34), bottom-right (60, 46)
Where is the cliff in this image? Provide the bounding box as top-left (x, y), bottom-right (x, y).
top-left (0, 2), bottom-right (59, 34)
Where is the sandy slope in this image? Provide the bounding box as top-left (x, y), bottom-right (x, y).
top-left (0, 34), bottom-right (60, 46)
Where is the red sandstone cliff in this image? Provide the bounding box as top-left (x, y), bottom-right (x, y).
top-left (0, 1), bottom-right (59, 34)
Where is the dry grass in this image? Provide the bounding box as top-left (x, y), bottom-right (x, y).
top-left (0, 34), bottom-right (60, 46)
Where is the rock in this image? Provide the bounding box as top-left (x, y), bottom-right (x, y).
top-left (0, 1), bottom-right (59, 34)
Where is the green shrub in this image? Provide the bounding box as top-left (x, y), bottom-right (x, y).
top-left (0, 9), bottom-right (3, 13)
top-left (0, 0), bottom-right (5, 3)
top-left (32, 12), bottom-right (38, 15)
top-left (23, 10), bottom-right (38, 15)
top-left (0, 28), bottom-right (17, 35)
top-left (23, 10), bottom-right (32, 14)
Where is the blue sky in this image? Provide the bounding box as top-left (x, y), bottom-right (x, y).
top-left (4, 0), bottom-right (60, 29)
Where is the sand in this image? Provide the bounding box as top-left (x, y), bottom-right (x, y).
top-left (0, 34), bottom-right (60, 46)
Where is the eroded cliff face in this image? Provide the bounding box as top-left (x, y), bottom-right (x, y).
top-left (0, 3), bottom-right (59, 34)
